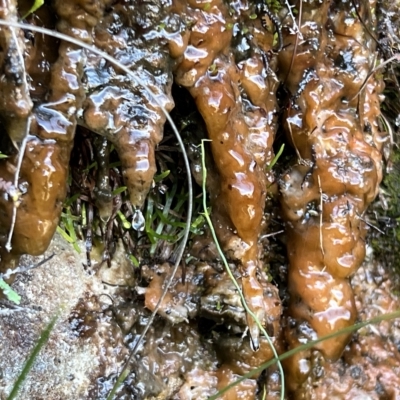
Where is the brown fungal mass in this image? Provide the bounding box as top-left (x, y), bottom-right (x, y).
top-left (172, 0), bottom-right (281, 347)
top-left (0, 0), bottom-right (394, 398)
top-left (81, 0), bottom-right (174, 210)
top-left (0, 0), bottom-right (32, 146)
top-left (278, 0), bottom-right (387, 392)
top-left (0, 0), bottom-right (107, 266)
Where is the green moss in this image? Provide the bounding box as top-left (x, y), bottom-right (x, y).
top-left (371, 142), bottom-right (400, 275)
top-left (382, 146), bottom-right (400, 215)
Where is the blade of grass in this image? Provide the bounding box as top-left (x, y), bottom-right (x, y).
top-left (117, 210), bottom-right (131, 230)
top-left (266, 143), bottom-right (285, 172)
top-left (208, 309), bottom-right (400, 399)
top-left (109, 161), bottom-right (121, 169)
top-left (150, 180), bottom-right (178, 255)
top-left (7, 310), bottom-right (60, 400)
top-left (60, 212), bottom-right (81, 222)
top-left (56, 226), bottom-right (75, 244)
top-left (0, 279), bottom-right (21, 304)
top-left (83, 161), bottom-right (97, 173)
top-left (21, 0), bottom-right (44, 19)
top-left (145, 194), bottom-right (156, 244)
top-left (129, 254), bottom-right (140, 268)
top-left (154, 208), bottom-right (187, 229)
top-left (65, 208), bottom-right (81, 254)
top-left (200, 139), bottom-right (285, 400)
top-left (112, 186), bottom-right (127, 196)
top-left (64, 193), bottom-right (81, 207)
top-left (153, 170), bottom-right (170, 183)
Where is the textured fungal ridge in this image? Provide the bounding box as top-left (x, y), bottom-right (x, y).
top-left (0, 0), bottom-right (174, 262)
top-left (0, 0), bottom-right (107, 264)
top-left (277, 0), bottom-right (386, 391)
top-left (172, 0), bottom-right (281, 346)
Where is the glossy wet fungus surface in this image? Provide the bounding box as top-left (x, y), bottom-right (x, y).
top-left (0, 0), bottom-right (399, 399)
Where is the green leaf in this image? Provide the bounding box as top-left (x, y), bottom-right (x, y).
top-left (154, 170), bottom-right (170, 183)
top-left (0, 279), bottom-right (21, 304)
top-left (129, 254), bottom-right (140, 268)
top-left (56, 226), bottom-right (74, 244)
top-left (273, 32), bottom-right (278, 47)
top-left (64, 193), bottom-right (81, 207)
top-left (81, 202), bottom-right (87, 227)
top-left (112, 186), bottom-right (127, 196)
top-left (109, 161), bottom-right (121, 168)
top-left (22, 0), bottom-right (44, 19)
top-left (60, 212), bottom-right (80, 222)
top-left (83, 161), bottom-right (97, 173)
top-left (267, 143), bottom-right (285, 172)
top-left (117, 210), bottom-right (131, 229)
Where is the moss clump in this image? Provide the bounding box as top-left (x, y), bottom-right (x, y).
top-left (370, 131), bottom-right (400, 276)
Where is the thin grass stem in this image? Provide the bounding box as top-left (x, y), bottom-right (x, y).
top-left (208, 309), bottom-right (400, 399)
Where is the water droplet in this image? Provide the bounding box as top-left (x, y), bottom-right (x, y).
top-left (132, 209), bottom-right (145, 231)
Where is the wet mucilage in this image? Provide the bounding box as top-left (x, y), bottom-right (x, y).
top-left (277, 0), bottom-right (386, 392)
top-left (0, 0), bottom-right (390, 398)
top-left (0, 0), bottom-right (174, 267)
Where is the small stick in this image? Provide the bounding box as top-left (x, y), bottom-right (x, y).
top-left (284, 0), bottom-right (303, 84)
top-left (351, 54), bottom-right (400, 101)
top-left (317, 175), bottom-right (325, 263)
top-left (5, 117), bottom-right (31, 252)
top-left (284, 0), bottom-right (303, 39)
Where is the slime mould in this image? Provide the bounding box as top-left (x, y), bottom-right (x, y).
top-left (80, 0), bottom-right (174, 219)
top-left (172, 0), bottom-right (281, 349)
top-left (277, 0), bottom-right (387, 391)
top-left (0, 0), bottom-right (284, 381)
top-left (0, 0), bottom-right (107, 266)
top-left (0, 0), bottom-right (175, 264)
top-left (0, 0), bottom-right (32, 147)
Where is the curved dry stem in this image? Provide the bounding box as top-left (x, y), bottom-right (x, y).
top-left (352, 54), bottom-right (400, 101)
top-left (284, 0), bottom-right (302, 85)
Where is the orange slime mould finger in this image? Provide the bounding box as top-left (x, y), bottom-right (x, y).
top-left (277, 0), bottom-right (387, 392)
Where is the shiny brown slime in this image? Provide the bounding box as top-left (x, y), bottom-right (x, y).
top-left (277, 0), bottom-right (385, 392)
top-left (0, 0), bottom-right (107, 265)
top-left (0, 0), bottom-right (387, 396)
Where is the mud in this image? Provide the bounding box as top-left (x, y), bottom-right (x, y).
top-left (0, 0), bottom-right (398, 399)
